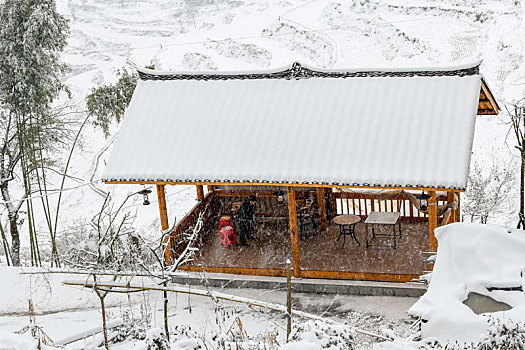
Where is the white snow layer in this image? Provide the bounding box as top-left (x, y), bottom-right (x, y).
top-left (409, 223), bottom-right (525, 344)
top-left (103, 67), bottom-right (481, 189)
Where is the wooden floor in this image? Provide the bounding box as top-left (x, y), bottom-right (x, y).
top-left (184, 217), bottom-right (432, 281)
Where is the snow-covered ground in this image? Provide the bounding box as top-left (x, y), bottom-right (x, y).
top-left (0, 267), bottom-right (416, 349)
top-left (1, 0), bottom-right (525, 348)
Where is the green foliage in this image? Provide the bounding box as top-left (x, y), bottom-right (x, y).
top-left (0, 0), bottom-right (69, 115)
top-left (0, 0), bottom-right (71, 266)
top-left (0, 0), bottom-right (71, 167)
top-left (86, 68), bottom-right (138, 137)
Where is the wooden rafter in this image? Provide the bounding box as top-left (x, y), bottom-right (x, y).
top-left (477, 79), bottom-right (499, 115)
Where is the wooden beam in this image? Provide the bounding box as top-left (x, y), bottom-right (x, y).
top-left (300, 270), bottom-right (420, 283)
top-left (196, 185), bottom-right (204, 201)
top-left (317, 187), bottom-right (327, 231)
top-left (480, 80), bottom-right (499, 115)
top-left (178, 266), bottom-right (420, 283)
top-left (447, 191), bottom-right (456, 223)
top-left (179, 266), bottom-right (287, 277)
top-left (104, 180), bottom-right (465, 193)
top-left (156, 184), bottom-right (172, 265)
top-left (287, 186), bottom-right (301, 278)
top-left (207, 185), bottom-right (214, 192)
top-left (455, 191), bottom-right (461, 222)
top-left (428, 191), bottom-right (438, 252)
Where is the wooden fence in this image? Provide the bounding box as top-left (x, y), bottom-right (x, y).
top-left (168, 191), bottom-right (220, 260)
top-left (215, 190), bottom-right (292, 217)
top-left (169, 190), bottom-right (450, 261)
top-left (332, 192), bottom-right (448, 221)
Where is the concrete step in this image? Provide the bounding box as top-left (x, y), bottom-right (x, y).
top-left (171, 271), bottom-right (426, 297)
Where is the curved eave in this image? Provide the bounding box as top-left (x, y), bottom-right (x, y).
top-left (136, 61), bottom-right (481, 81)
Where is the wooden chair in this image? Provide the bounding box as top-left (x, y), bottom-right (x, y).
top-left (297, 199), bottom-right (317, 238)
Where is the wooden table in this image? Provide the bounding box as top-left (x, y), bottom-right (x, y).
top-left (333, 214), bottom-right (361, 248)
top-left (365, 211), bottom-right (402, 248)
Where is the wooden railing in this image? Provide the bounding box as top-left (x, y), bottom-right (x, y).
top-left (215, 190), bottom-right (290, 217)
top-left (168, 191), bottom-right (220, 261)
top-left (332, 192), bottom-right (448, 222)
top-left (169, 190), bottom-right (451, 262)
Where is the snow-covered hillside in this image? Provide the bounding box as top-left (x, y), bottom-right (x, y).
top-left (22, 0), bottom-right (525, 246)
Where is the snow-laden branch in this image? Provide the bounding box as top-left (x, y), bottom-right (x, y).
top-left (63, 279), bottom-right (392, 342)
top-left (166, 211), bottom-right (204, 272)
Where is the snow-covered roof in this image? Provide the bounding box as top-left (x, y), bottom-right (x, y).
top-left (103, 62), bottom-right (486, 190)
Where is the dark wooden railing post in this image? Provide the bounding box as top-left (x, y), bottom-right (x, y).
top-left (317, 187), bottom-right (327, 231)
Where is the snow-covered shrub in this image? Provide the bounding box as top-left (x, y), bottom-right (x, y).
top-left (464, 155), bottom-right (515, 224)
top-left (182, 52), bottom-right (218, 70)
top-left (204, 38), bottom-right (272, 67)
top-left (288, 320), bottom-right (353, 349)
top-left (385, 317), bottom-right (525, 349)
top-left (479, 317), bottom-right (525, 349)
top-left (112, 310), bottom-right (148, 343)
top-left (145, 327), bottom-right (170, 350)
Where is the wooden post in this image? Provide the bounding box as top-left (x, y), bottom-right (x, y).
top-left (287, 186), bottom-right (301, 278)
top-left (207, 185), bottom-right (214, 192)
top-left (286, 259), bottom-right (292, 342)
top-left (447, 191), bottom-right (456, 223)
top-left (317, 187), bottom-right (327, 232)
top-left (196, 185), bottom-right (204, 201)
top-left (428, 190), bottom-right (438, 252)
top-left (156, 184), bottom-right (172, 264)
top-left (455, 191), bottom-right (461, 222)
top-left (328, 189), bottom-right (336, 221)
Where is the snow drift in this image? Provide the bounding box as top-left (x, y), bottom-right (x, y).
top-left (409, 222), bottom-right (525, 344)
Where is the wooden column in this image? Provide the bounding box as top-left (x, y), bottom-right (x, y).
top-left (287, 186), bottom-right (301, 278)
top-left (455, 191), bottom-right (461, 222)
top-left (207, 185), bottom-right (214, 192)
top-left (428, 190), bottom-right (438, 252)
top-left (196, 185), bottom-right (204, 201)
top-left (317, 187), bottom-right (327, 232)
top-left (156, 184), bottom-right (172, 264)
top-left (447, 191), bottom-right (456, 223)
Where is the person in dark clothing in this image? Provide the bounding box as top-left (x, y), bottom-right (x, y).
top-left (237, 195), bottom-right (256, 246)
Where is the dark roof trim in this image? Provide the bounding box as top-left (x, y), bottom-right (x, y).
top-left (137, 62), bottom-right (481, 81)
top-left (102, 177), bottom-right (466, 191)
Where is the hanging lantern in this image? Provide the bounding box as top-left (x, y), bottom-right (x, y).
top-left (416, 191), bottom-right (431, 211)
top-left (276, 189), bottom-right (285, 202)
top-left (138, 188), bottom-right (152, 205)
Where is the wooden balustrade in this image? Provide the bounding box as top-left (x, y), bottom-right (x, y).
top-left (168, 191), bottom-right (220, 262)
top-left (215, 190), bottom-right (291, 217)
top-left (169, 190), bottom-right (451, 264)
top-left (332, 192), bottom-right (448, 222)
